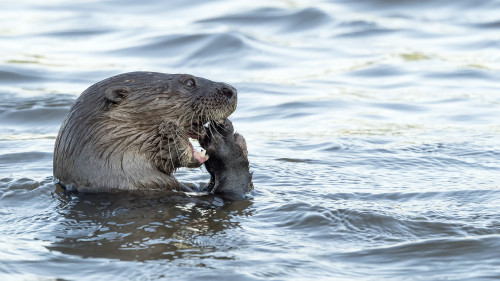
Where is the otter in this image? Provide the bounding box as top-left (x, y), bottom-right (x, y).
top-left (54, 71), bottom-right (252, 198)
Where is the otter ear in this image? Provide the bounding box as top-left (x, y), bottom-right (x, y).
top-left (104, 86), bottom-right (130, 104)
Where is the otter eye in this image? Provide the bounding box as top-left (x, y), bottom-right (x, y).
top-left (185, 78), bottom-right (196, 87)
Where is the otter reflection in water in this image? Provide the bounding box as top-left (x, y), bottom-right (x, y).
top-left (53, 72), bottom-right (253, 200)
top-left (48, 187), bottom-right (253, 261)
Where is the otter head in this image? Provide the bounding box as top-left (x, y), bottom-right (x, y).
top-left (54, 72), bottom-right (238, 191)
top-left (102, 73), bottom-right (237, 172)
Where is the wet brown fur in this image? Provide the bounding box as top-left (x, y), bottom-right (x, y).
top-left (53, 71), bottom-right (237, 192)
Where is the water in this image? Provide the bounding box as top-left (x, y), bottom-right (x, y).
top-left (1, 0), bottom-right (500, 280)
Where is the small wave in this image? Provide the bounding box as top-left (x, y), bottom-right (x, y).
top-left (0, 108), bottom-right (68, 126)
top-left (0, 152), bottom-right (52, 166)
top-left (423, 68), bottom-right (495, 81)
top-left (339, 235), bottom-right (500, 263)
top-left (42, 28), bottom-right (112, 38)
top-left (0, 67), bottom-right (45, 83)
top-left (335, 26), bottom-right (396, 38)
top-left (347, 64), bottom-right (407, 78)
top-left (471, 19), bottom-right (500, 29)
top-left (197, 7), bottom-right (332, 33)
top-left (110, 32), bottom-right (256, 67)
top-left (0, 92), bottom-right (74, 110)
top-left (0, 177), bottom-right (54, 208)
top-left (0, 92), bottom-right (72, 129)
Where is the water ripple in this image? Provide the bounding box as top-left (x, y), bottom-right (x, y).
top-left (198, 7), bottom-right (333, 33)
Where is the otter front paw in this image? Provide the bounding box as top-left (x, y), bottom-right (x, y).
top-left (200, 119), bottom-right (253, 200)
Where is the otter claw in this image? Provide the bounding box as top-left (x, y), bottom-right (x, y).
top-left (199, 149), bottom-right (207, 158)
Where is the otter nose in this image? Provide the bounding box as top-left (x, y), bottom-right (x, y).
top-left (222, 87), bottom-right (233, 98)
top-left (222, 86), bottom-right (236, 99)
top-left (220, 85), bottom-right (237, 100)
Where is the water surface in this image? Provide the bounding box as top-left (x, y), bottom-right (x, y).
top-left (1, 0), bottom-right (500, 280)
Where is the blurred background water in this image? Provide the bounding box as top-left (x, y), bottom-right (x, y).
top-left (1, 0), bottom-right (500, 280)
